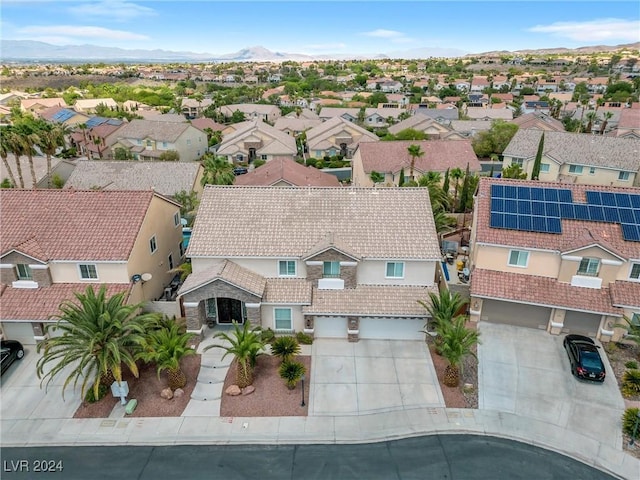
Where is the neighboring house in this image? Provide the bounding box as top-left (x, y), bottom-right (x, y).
top-left (20, 97), bottom-right (67, 116)
top-left (73, 98), bottom-right (118, 114)
top-left (104, 119), bottom-right (207, 162)
top-left (1, 155), bottom-right (59, 189)
top-left (190, 117), bottom-right (226, 135)
top-left (181, 98), bottom-right (214, 118)
top-left (178, 186), bottom-right (440, 340)
top-left (502, 130), bottom-right (640, 187)
top-left (447, 120), bottom-right (492, 139)
top-left (217, 120), bottom-right (297, 164)
top-left (305, 117), bottom-right (379, 159)
top-left (234, 157), bottom-right (341, 187)
top-left (413, 106), bottom-right (459, 123)
top-left (464, 107), bottom-right (513, 121)
top-left (0, 189), bottom-right (184, 345)
top-left (71, 122), bottom-right (122, 159)
top-left (284, 109), bottom-right (320, 120)
top-left (39, 106), bottom-right (89, 127)
top-left (362, 108), bottom-right (404, 128)
top-left (510, 112), bottom-right (565, 132)
top-left (273, 117), bottom-right (323, 137)
top-left (469, 177), bottom-right (640, 342)
top-left (388, 113), bottom-right (453, 138)
top-left (352, 139), bottom-right (481, 187)
top-left (317, 107), bottom-right (360, 122)
top-left (64, 160), bottom-right (204, 197)
top-left (218, 104), bottom-right (281, 123)
top-left (610, 107), bottom-right (640, 139)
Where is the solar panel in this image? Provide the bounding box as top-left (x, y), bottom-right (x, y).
top-left (530, 187), bottom-right (544, 201)
top-left (631, 195), bottom-right (640, 209)
top-left (544, 188), bottom-right (558, 202)
top-left (532, 216), bottom-right (547, 232)
top-left (491, 198), bottom-right (503, 212)
top-left (586, 191), bottom-right (602, 205)
top-left (622, 223), bottom-right (640, 242)
top-left (504, 199), bottom-right (518, 214)
top-left (490, 212), bottom-right (504, 228)
top-left (504, 214), bottom-right (518, 229)
top-left (560, 203), bottom-right (575, 219)
top-left (603, 207), bottom-right (620, 223)
top-left (518, 215), bottom-right (532, 231)
top-left (504, 185), bottom-right (517, 199)
top-left (491, 184), bottom-right (504, 199)
top-left (634, 209), bottom-right (640, 224)
top-left (532, 201), bottom-right (545, 216)
top-left (588, 205), bottom-right (605, 222)
top-left (574, 204), bottom-right (589, 220)
top-left (558, 189), bottom-right (573, 203)
top-left (600, 192), bottom-right (616, 206)
top-left (619, 208), bottom-right (635, 224)
top-left (547, 217), bottom-right (562, 234)
top-left (616, 194), bottom-right (632, 208)
top-left (545, 202), bottom-right (560, 218)
top-left (518, 201), bottom-right (531, 215)
top-left (517, 187), bottom-right (531, 200)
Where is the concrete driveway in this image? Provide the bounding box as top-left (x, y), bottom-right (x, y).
top-left (478, 323), bottom-right (625, 449)
top-left (309, 339), bottom-right (445, 416)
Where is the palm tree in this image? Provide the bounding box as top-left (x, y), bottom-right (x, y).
top-left (271, 336), bottom-right (301, 364)
top-left (200, 154), bottom-right (235, 186)
top-left (203, 321), bottom-right (266, 388)
top-left (439, 316), bottom-right (480, 387)
top-left (5, 131), bottom-right (26, 188)
top-left (584, 111), bottom-right (598, 134)
top-left (0, 127), bottom-right (18, 188)
top-left (449, 167), bottom-right (464, 211)
top-left (407, 144), bottom-right (424, 182)
top-left (137, 319), bottom-right (196, 390)
top-left (419, 290), bottom-right (468, 336)
top-left (599, 111), bottom-right (613, 135)
top-left (36, 285), bottom-right (158, 400)
top-left (614, 316), bottom-right (640, 349)
top-left (279, 361), bottom-right (306, 389)
top-left (36, 124), bottom-right (65, 188)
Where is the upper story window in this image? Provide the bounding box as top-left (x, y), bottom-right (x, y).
top-left (511, 157), bottom-right (524, 167)
top-left (186, 139), bottom-right (192, 145)
top-left (630, 263), bottom-right (640, 281)
top-left (577, 257), bottom-right (600, 276)
top-left (174, 212), bottom-right (180, 227)
top-left (540, 163), bottom-right (550, 173)
top-left (508, 250), bottom-right (529, 267)
top-left (149, 235), bottom-right (157, 254)
top-left (386, 262), bottom-right (405, 278)
top-left (146, 140), bottom-right (152, 148)
top-left (16, 264), bottom-right (33, 280)
top-left (568, 165), bottom-right (583, 174)
top-left (323, 261), bottom-right (340, 278)
top-left (589, 167), bottom-right (596, 175)
top-left (79, 264), bottom-right (98, 280)
top-left (618, 171), bottom-right (631, 181)
top-left (278, 260), bottom-right (296, 277)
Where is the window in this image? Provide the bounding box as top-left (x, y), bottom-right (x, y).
top-left (168, 253), bottom-right (174, 270)
top-left (508, 250), bottom-right (529, 267)
top-left (568, 165), bottom-right (583, 174)
top-left (174, 212), bottom-right (180, 227)
top-left (511, 158), bottom-right (524, 167)
top-left (146, 139), bottom-right (152, 148)
top-left (179, 241), bottom-right (185, 257)
top-left (323, 261), bottom-right (340, 278)
top-left (149, 236), bottom-right (157, 254)
top-left (278, 260), bottom-right (296, 276)
top-left (619, 171), bottom-right (630, 181)
top-left (261, 154), bottom-right (268, 160)
top-left (162, 142), bottom-right (168, 148)
top-left (589, 167), bottom-right (596, 175)
top-left (274, 308), bottom-right (292, 330)
top-left (16, 264), bottom-right (33, 280)
top-left (630, 263), bottom-right (640, 280)
top-left (186, 139), bottom-right (191, 145)
top-left (540, 163), bottom-right (550, 173)
top-left (79, 264), bottom-right (98, 280)
top-left (386, 262), bottom-right (405, 278)
top-left (205, 298), bottom-right (217, 320)
top-left (577, 257), bottom-right (600, 276)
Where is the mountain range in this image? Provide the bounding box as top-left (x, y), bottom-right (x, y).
top-left (1, 40), bottom-right (637, 63)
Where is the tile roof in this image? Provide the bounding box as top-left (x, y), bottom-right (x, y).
top-left (610, 281), bottom-right (640, 309)
top-left (357, 139), bottom-right (481, 175)
top-left (503, 129), bottom-right (640, 171)
top-left (0, 189), bottom-right (155, 261)
top-left (263, 278), bottom-right (312, 304)
top-left (217, 120), bottom-right (296, 156)
top-left (617, 108), bottom-right (640, 130)
top-left (178, 260), bottom-right (266, 298)
top-left (474, 177), bottom-right (640, 259)
top-left (510, 112), bottom-right (565, 131)
top-left (471, 269), bottom-right (622, 315)
top-left (387, 113), bottom-right (447, 135)
top-left (0, 283), bottom-right (130, 321)
top-left (190, 118), bottom-right (226, 132)
top-left (305, 117), bottom-right (379, 149)
top-left (273, 117), bottom-right (322, 132)
top-left (65, 160), bottom-right (202, 196)
top-left (109, 119), bottom-right (191, 143)
top-left (465, 108), bottom-right (513, 120)
top-left (234, 157), bottom-right (340, 187)
top-left (188, 186), bottom-right (441, 260)
top-left (302, 285), bottom-right (436, 316)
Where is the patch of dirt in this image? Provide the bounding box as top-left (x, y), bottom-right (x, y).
top-left (73, 355), bottom-right (201, 418)
top-left (220, 354), bottom-right (311, 417)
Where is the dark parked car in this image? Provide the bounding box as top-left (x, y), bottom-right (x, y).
top-left (563, 334), bottom-right (605, 382)
top-left (1, 339), bottom-right (25, 375)
top-left (233, 167), bottom-right (248, 176)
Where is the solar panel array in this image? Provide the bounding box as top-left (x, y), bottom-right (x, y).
top-left (490, 184), bottom-right (640, 242)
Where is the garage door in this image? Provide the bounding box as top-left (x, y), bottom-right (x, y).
top-left (360, 317), bottom-right (426, 340)
top-left (562, 311), bottom-right (602, 337)
top-left (1, 322), bottom-right (36, 345)
top-left (314, 316), bottom-right (347, 338)
top-left (480, 300), bottom-right (551, 330)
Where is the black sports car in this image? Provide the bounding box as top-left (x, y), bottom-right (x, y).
top-left (563, 334), bottom-right (605, 382)
top-left (1, 340), bottom-right (25, 375)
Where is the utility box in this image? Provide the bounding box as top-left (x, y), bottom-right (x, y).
top-left (125, 399), bottom-right (137, 415)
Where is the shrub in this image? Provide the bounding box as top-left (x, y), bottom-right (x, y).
top-left (84, 383), bottom-right (108, 403)
top-left (622, 408), bottom-right (640, 437)
top-left (621, 369), bottom-right (640, 397)
top-left (625, 360), bottom-right (639, 370)
top-left (279, 361), bottom-right (306, 389)
top-left (253, 159), bottom-right (266, 168)
top-left (271, 336), bottom-right (300, 364)
top-left (260, 328), bottom-right (276, 344)
top-left (296, 331), bottom-right (313, 345)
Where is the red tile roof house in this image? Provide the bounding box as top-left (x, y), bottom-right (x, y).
top-left (234, 157), bottom-right (341, 187)
top-left (469, 177), bottom-right (640, 342)
top-left (0, 190), bottom-right (184, 345)
top-left (351, 139), bottom-right (481, 187)
top-left (177, 186), bottom-right (440, 341)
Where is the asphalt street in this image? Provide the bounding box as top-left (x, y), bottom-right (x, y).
top-left (2, 434), bottom-right (616, 480)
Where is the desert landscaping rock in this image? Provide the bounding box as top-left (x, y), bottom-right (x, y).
top-left (226, 385), bottom-right (241, 396)
top-left (242, 386), bottom-right (255, 395)
top-left (161, 388), bottom-right (174, 400)
top-left (173, 388), bottom-right (185, 398)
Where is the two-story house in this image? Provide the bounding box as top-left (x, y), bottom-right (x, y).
top-left (469, 178), bottom-right (640, 342)
top-left (0, 189), bottom-right (184, 345)
top-left (217, 120), bottom-right (297, 164)
top-left (305, 117), bottom-right (379, 159)
top-left (177, 186), bottom-right (441, 341)
top-left (218, 104), bottom-right (281, 123)
top-left (502, 130), bottom-right (640, 187)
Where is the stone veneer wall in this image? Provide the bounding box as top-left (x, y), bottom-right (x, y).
top-left (0, 252), bottom-right (51, 286)
top-left (306, 250), bottom-right (358, 288)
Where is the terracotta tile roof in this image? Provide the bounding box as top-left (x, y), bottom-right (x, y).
top-left (302, 285), bottom-right (436, 316)
top-left (511, 112), bottom-right (565, 132)
top-left (178, 260), bottom-right (266, 298)
top-left (357, 139), bottom-right (481, 175)
top-left (0, 283), bottom-right (130, 321)
top-left (188, 186), bottom-right (441, 260)
top-left (234, 157), bottom-right (340, 187)
top-left (0, 189), bottom-right (154, 261)
top-left (610, 281), bottom-right (640, 309)
top-left (475, 178), bottom-right (640, 259)
top-left (190, 118), bottom-right (225, 132)
top-left (471, 269), bottom-right (622, 315)
top-left (263, 278), bottom-right (312, 304)
top-left (618, 108), bottom-right (640, 129)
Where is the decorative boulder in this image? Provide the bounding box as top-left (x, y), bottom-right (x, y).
top-left (226, 385), bottom-right (241, 396)
top-left (242, 385), bottom-right (255, 396)
top-left (173, 388), bottom-right (185, 398)
top-left (161, 388), bottom-right (174, 400)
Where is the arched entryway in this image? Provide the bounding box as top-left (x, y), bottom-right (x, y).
top-left (205, 297), bottom-right (247, 325)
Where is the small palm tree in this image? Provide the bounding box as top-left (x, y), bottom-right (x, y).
top-left (200, 154), bottom-right (235, 186)
top-left (204, 321), bottom-right (266, 388)
top-left (0, 127), bottom-right (18, 188)
top-left (449, 167), bottom-right (464, 211)
top-left (614, 316), bottom-right (640, 350)
top-left (36, 123), bottom-right (65, 188)
top-left (279, 361), bottom-right (306, 389)
top-left (439, 316), bottom-right (480, 387)
top-left (137, 319), bottom-right (196, 390)
top-left (407, 144), bottom-right (424, 182)
top-left (271, 336), bottom-right (301, 364)
top-left (419, 290), bottom-right (467, 334)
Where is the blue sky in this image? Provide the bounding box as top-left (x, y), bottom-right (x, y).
top-left (1, 1), bottom-right (639, 56)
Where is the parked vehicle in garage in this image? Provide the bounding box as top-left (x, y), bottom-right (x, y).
top-left (563, 334), bottom-right (606, 382)
top-left (1, 340), bottom-right (25, 375)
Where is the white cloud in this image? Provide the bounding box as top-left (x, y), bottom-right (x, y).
top-left (361, 29), bottom-right (415, 44)
top-left (303, 43), bottom-right (346, 51)
top-left (68, 1), bottom-right (157, 22)
top-left (19, 25), bottom-right (149, 41)
top-left (528, 18), bottom-right (640, 43)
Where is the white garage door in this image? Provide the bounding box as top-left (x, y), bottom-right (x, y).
top-left (1, 322), bottom-right (36, 345)
top-left (562, 311), bottom-right (602, 337)
top-left (481, 300), bottom-right (551, 330)
top-left (314, 316), bottom-right (347, 338)
top-left (359, 317), bottom-right (426, 341)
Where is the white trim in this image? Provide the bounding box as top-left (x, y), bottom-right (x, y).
top-left (599, 328), bottom-right (614, 336)
top-left (475, 242), bottom-right (557, 254)
top-left (601, 259), bottom-right (622, 266)
top-left (187, 326), bottom-right (204, 336)
top-left (245, 303), bottom-right (261, 308)
top-left (0, 250), bottom-right (46, 264)
top-left (183, 302), bottom-right (199, 308)
top-left (385, 261), bottom-right (405, 279)
top-left (0, 264), bottom-right (14, 268)
top-left (28, 264), bottom-right (49, 270)
top-left (52, 260), bottom-right (127, 264)
top-left (278, 260), bottom-right (297, 277)
top-left (347, 329), bottom-right (359, 334)
top-left (562, 244), bottom-right (626, 262)
top-left (628, 262), bottom-right (640, 281)
top-left (561, 255), bottom-right (582, 262)
top-left (149, 235), bottom-right (158, 254)
top-left (550, 321), bottom-right (564, 329)
top-left (11, 280), bottom-right (38, 289)
top-left (340, 261), bottom-right (358, 267)
top-left (475, 295), bottom-right (622, 317)
top-left (305, 261), bottom-right (323, 266)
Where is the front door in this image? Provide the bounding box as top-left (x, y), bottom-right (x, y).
top-left (216, 298), bottom-right (244, 324)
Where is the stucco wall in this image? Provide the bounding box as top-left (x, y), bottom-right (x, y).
top-left (472, 245), bottom-right (560, 277)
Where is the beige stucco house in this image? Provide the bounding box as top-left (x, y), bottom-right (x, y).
top-left (502, 130), bottom-right (640, 187)
top-left (469, 177), bottom-right (640, 342)
top-left (305, 117), bottom-right (379, 159)
top-left (178, 186), bottom-right (441, 341)
top-left (387, 113), bottom-right (453, 138)
top-left (217, 120), bottom-right (297, 164)
top-left (0, 189), bottom-right (184, 345)
top-left (218, 103), bottom-right (281, 123)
